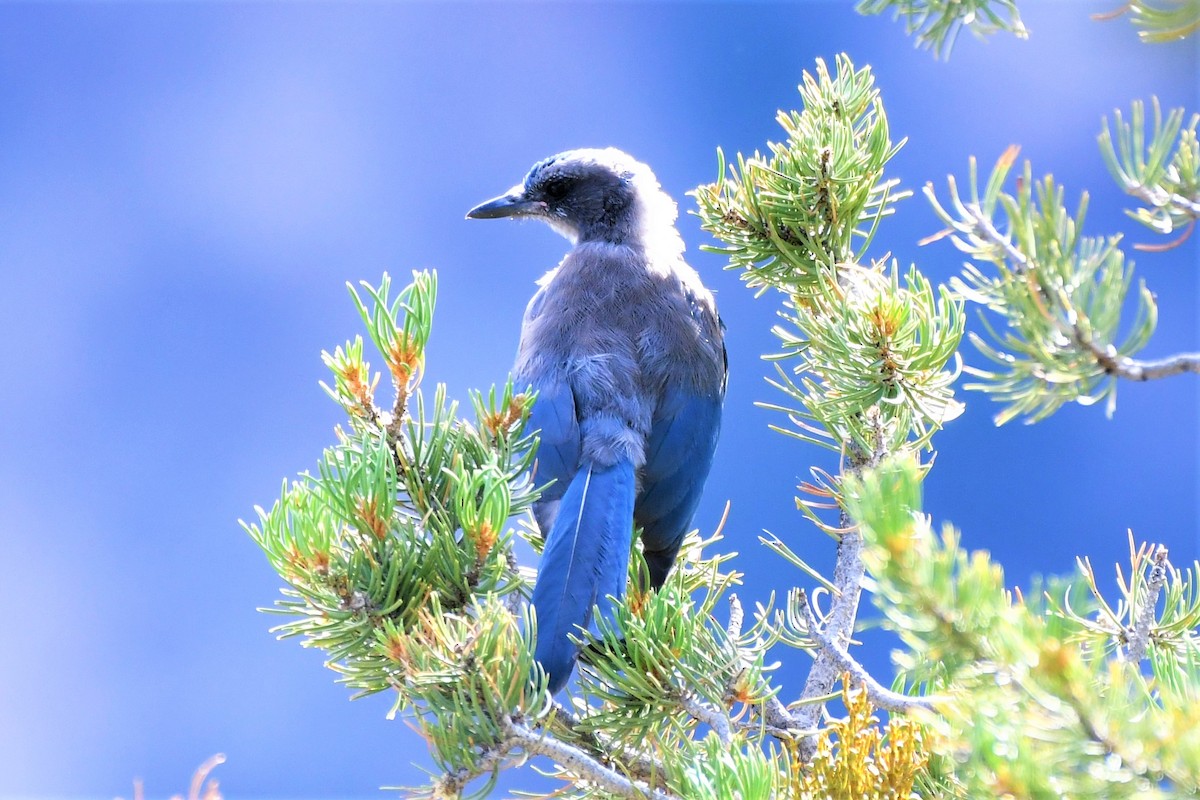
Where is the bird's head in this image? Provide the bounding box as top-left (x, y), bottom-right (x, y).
top-left (466, 148), bottom-right (678, 247)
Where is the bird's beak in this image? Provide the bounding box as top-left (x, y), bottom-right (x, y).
top-left (465, 187), bottom-right (545, 220)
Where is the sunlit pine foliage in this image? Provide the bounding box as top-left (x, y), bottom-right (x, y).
top-left (855, 0), bottom-right (1027, 58)
top-left (1100, 98), bottom-right (1200, 245)
top-left (844, 456), bottom-right (1200, 798)
top-left (1102, 0), bottom-right (1200, 43)
top-left (925, 148), bottom-right (1158, 423)
top-left (693, 54), bottom-right (964, 480)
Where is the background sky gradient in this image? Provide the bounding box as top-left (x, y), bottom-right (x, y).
top-left (0, 2), bottom-right (1196, 797)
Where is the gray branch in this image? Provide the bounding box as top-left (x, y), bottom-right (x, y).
top-left (791, 508), bottom-right (867, 760)
top-left (726, 592), bottom-right (744, 640)
top-left (679, 693), bottom-right (733, 744)
top-left (800, 591), bottom-right (943, 714)
top-left (550, 702), bottom-right (663, 783)
top-left (433, 742), bottom-right (514, 797)
top-left (761, 690), bottom-right (803, 736)
top-left (503, 716), bottom-right (680, 800)
top-left (788, 424), bottom-right (894, 760)
top-left (722, 594), bottom-right (810, 739)
top-left (1125, 182), bottom-right (1200, 220)
top-left (1124, 546), bottom-right (1169, 664)
top-left (1168, 192), bottom-right (1200, 217)
top-left (1080, 342), bottom-right (1200, 381)
top-left (730, 711), bottom-right (811, 740)
top-left (964, 204), bottom-right (1035, 272)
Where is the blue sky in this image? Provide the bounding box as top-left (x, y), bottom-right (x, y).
top-left (0, 2), bottom-right (1196, 797)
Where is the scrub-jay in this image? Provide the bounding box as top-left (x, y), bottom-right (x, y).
top-left (467, 148), bottom-right (726, 694)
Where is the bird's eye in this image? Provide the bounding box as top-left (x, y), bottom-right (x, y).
top-left (540, 177), bottom-right (571, 200)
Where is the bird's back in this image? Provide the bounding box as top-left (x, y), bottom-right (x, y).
top-left (468, 147), bottom-right (725, 692)
top-left (515, 241), bottom-right (724, 472)
top-left (516, 238), bottom-right (725, 594)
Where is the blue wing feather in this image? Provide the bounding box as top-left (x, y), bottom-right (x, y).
top-left (531, 459), bottom-right (635, 694)
top-left (525, 381), bottom-right (581, 504)
top-left (635, 388), bottom-right (722, 588)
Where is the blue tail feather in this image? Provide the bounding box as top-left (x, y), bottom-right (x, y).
top-left (531, 459), bottom-right (635, 695)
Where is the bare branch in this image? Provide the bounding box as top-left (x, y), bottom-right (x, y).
top-left (1124, 546), bottom-right (1169, 663)
top-left (800, 591), bottom-right (943, 714)
top-left (550, 702), bottom-right (664, 783)
top-left (792, 524), bottom-right (866, 757)
top-left (676, 693), bottom-right (732, 744)
top-left (503, 716), bottom-right (681, 800)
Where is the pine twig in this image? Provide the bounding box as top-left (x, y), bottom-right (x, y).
top-left (550, 702), bottom-right (664, 783)
top-left (1057, 670), bottom-right (1155, 780)
top-left (724, 594), bottom-right (808, 739)
top-left (1125, 182), bottom-right (1200, 220)
top-left (432, 743), bottom-right (513, 798)
top-left (791, 434), bottom-right (892, 757)
top-left (791, 519), bottom-right (867, 758)
top-left (1080, 343), bottom-right (1200, 381)
top-left (679, 693), bottom-right (733, 744)
top-left (1125, 546), bottom-right (1170, 663)
top-left (502, 716), bottom-right (681, 800)
top-left (799, 590), bottom-right (942, 713)
top-left (726, 592), bottom-right (745, 641)
top-left (963, 203), bottom-right (1200, 382)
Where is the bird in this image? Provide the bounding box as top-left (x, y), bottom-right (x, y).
top-left (466, 148), bottom-right (726, 694)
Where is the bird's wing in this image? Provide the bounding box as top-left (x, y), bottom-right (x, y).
top-left (518, 282), bottom-right (582, 506)
top-left (634, 280), bottom-right (726, 589)
top-left (526, 379), bottom-right (582, 505)
top-left (635, 381), bottom-right (723, 589)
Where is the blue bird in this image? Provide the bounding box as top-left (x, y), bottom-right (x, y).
top-left (467, 148), bottom-right (726, 694)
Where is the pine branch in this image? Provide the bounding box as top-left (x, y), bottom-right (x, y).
top-left (1079, 341), bottom-right (1200, 381)
top-left (924, 144), bottom-right (1193, 422)
top-left (1050, 658), bottom-right (1163, 785)
top-left (791, 525), bottom-right (866, 756)
top-left (502, 715), bottom-right (681, 800)
top-left (855, 0), bottom-right (1027, 58)
top-left (1127, 183), bottom-right (1200, 218)
top-left (1095, 0), bottom-right (1200, 42)
top-left (1099, 99), bottom-right (1200, 249)
top-left (798, 589), bottom-right (941, 714)
top-left (549, 702), bottom-right (665, 783)
top-left (1125, 546), bottom-right (1170, 663)
top-left (679, 693), bottom-right (733, 745)
top-left (791, 436), bottom-right (897, 754)
top-left (695, 54), bottom-right (962, 765)
top-left (428, 743), bottom-right (513, 798)
top-left (724, 594), bottom-right (807, 739)
top-left (962, 200), bottom-right (1198, 384)
top-left (852, 455), bottom-right (1200, 796)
